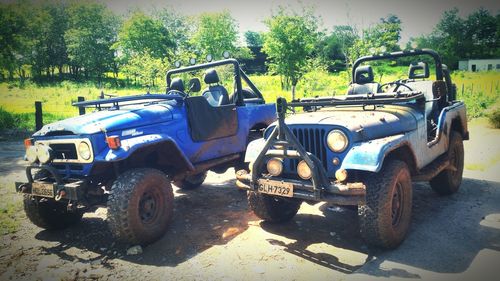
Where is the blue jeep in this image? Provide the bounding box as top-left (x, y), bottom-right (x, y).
top-left (16, 58), bottom-right (276, 244)
top-left (237, 49), bottom-right (469, 249)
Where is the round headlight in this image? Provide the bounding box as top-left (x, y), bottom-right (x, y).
top-left (266, 158), bottom-right (283, 177)
top-left (36, 144), bottom-right (53, 164)
top-left (297, 160), bottom-right (312, 180)
top-left (327, 130), bottom-right (348, 152)
top-left (78, 142), bottom-right (91, 160)
top-left (26, 146), bottom-right (38, 164)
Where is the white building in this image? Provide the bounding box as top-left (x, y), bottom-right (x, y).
top-left (458, 59), bottom-right (500, 72)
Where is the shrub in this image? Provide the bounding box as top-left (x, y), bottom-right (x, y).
top-left (0, 107), bottom-right (16, 130)
top-left (488, 108), bottom-right (500, 129)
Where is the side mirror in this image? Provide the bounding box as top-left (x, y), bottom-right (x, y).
top-left (188, 78), bottom-right (201, 93)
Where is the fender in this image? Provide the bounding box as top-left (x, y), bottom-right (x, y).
top-left (94, 134), bottom-right (194, 171)
top-left (342, 134), bottom-right (413, 173)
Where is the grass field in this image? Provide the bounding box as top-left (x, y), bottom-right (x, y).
top-left (0, 70), bottom-right (499, 130)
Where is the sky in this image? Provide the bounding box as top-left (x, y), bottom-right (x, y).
top-left (103, 0), bottom-right (500, 44)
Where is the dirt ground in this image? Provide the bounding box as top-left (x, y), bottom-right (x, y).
top-left (0, 119), bottom-right (499, 281)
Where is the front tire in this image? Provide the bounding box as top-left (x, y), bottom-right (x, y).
top-left (430, 131), bottom-right (464, 195)
top-left (107, 168), bottom-right (174, 245)
top-left (23, 196), bottom-right (83, 230)
top-left (248, 192), bottom-right (301, 222)
top-left (358, 160), bottom-right (413, 249)
top-left (174, 172), bottom-right (207, 190)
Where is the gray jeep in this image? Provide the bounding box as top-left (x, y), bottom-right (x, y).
top-left (237, 49), bottom-right (468, 249)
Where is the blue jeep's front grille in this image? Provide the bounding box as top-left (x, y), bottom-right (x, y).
top-left (289, 128), bottom-right (328, 171)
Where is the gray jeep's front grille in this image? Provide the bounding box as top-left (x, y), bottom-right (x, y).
top-left (289, 128), bottom-right (328, 171)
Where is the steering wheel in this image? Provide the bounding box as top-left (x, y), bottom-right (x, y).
top-left (166, 89), bottom-right (187, 97)
top-left (378, 81), bottom-right (414, 93)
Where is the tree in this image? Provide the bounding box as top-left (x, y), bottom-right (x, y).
top-left (244, 31), bottom-right (263, 47)
top-left (191, 11), bottom-right (247, 60)
top-left (64, 0), bottom-right (119, 80)
top-left (262, 7), bottom-right (319, 95)
top-left (121, 52), bottom-right (168, 87)
top-left (115, 11), bottom-right (174, 60)
top-left (317, 25), bottom-right (358, 71)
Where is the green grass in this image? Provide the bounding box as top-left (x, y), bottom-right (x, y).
top-left (0, 195), bottom-right (22, 235)
top-left (0, 70), bottom-right (499, 130)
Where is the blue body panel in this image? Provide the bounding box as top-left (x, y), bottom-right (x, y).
top-left (33, 96), bottom-right (276, 178)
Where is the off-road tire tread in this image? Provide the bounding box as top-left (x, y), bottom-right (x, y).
top-left (23, 170), bottom-right (82, 230)
top-left (430, 131), bottom-right (464, 195)
top-left (358, 160), bottom-right (412, 249)
top-left (174, 172), bottom-right (207, 190)
top-left (248, 192), bottom-right (301, 222)
top-left (107, 168), bottom-right (173, 245)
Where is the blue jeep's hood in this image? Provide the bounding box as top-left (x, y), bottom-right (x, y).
top-left (35, 104), bottom-right (174, 136)
top-left (281, 105), bottom-right (422, 141)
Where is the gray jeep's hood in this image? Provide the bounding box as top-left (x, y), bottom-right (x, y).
top-left (281, 105), bottom-right (422, 141)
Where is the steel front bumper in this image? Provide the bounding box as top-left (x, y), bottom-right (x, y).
top-left (236, 169), bottom-right (366, 205)
top-left (15, 165), bottom-right (86, 201)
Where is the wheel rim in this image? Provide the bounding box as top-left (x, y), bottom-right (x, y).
top-left (139, 189), bottom-right (161, 225)
top-left (391, 182), bottom-right (404, 227)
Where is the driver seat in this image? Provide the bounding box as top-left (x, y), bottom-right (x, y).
top-left (202, 69), bottom-right (229, 106)
top-left (347, 65), bottom-right (380, 95)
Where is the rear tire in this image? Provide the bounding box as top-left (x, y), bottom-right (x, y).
top-left (430, 131), bottom-right (464, 195)
top-left (358, 160), bottom-right (413, 249)
top-left (107, 168), bottom-right (174, 245)
top-left (248, 192), bottom-right (301, 222)
top-left (174, 172), bottom-right (207, 190)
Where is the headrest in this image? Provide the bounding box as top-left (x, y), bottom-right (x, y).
top-left (204, 68), bottom-right (220, 84)
top-left (355, 65), bottom-right (374, 84)
top-left (409, 62), bottom-right (429, 79)
top-left (170, 77), bottom-right (184, 92)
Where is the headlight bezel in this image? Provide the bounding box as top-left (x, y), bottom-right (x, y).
top-left (78, 141), bottom-right (92, 160)
top-left (327, 129), bottom-right (349, 153)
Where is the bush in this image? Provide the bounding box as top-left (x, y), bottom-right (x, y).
top-left (488, 108), bottom-right (500, 129)
top-left (0, 107), bottom-right (16, 130)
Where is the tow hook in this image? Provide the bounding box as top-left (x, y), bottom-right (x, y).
top-left (55, 189), bottom-right (67, 201)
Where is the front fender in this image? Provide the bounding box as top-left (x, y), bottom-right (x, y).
top-left (342, 134), bottom-right (410, 173)
top-left (244, 138), bottom-right (266, 163)
top-left (94, 134), bottom-right (194, 171)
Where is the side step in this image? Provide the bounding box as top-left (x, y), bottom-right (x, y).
top-left (413, 154), bottom-right (451, 182)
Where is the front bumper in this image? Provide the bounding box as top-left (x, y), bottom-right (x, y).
top-left (15, 165), bottom-right (87, 201)
top-left (236, 169), bottom-right (365, 205)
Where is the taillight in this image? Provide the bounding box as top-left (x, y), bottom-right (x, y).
top-left (106, 136), bottom-right (121, 150)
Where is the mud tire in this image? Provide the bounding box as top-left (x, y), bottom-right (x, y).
top-left (107, 168), bottom-right (174, 245)
top-left (358, 160), bottom-right (413, 249)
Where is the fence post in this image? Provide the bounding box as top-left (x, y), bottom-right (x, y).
top-left (461, 84), bottom-right (464, 96)
top-left (35, 101), bottom-right (43, 131)
top-left (77, 96), bottom-right (85, 115)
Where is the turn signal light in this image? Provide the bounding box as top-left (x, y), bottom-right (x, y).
top-left (24, 138), bottom-right (33, 148)
top-left (106, 136), bottom-right (121, 150)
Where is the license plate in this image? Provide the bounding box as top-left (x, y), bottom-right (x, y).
top-left (32, 182), bottom-right (55, 198)
top-left (257, 179), bottom-right (294, 197)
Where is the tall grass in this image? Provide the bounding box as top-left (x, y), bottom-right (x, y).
top-left (0, 70), bottom-right (498, 130)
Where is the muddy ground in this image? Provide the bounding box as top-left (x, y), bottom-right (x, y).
top-left (0, 119), bottom-right (499, 281)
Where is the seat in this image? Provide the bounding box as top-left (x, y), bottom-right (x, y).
top-left (202, 69), bottom-right (230, 106)
top-left (169, 77), bottom-right (185, 92)
top-left (408, 62), bottom-right (429, 80)
top-left (347, 65), bottom-right (380, 95)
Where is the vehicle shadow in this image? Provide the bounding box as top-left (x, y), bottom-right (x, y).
top-left (34, 177), bottom-right (254, 266)
top-left (259, 177), bottom-right (500, 277)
